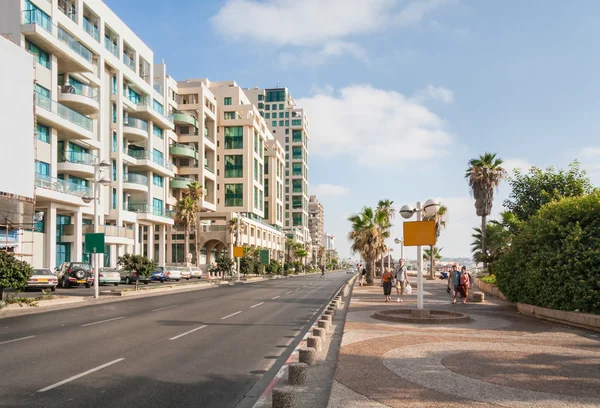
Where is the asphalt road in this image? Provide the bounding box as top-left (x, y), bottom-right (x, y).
top-left (0, 271), bottom-right (351, 408)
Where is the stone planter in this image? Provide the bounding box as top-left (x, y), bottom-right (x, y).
top-left (474, 277), bottom-right (507, 301)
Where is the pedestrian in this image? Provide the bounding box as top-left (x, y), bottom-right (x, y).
top-left (320, 264), bottom-right (325, 278)
top-left (458, 266), bottom-right (472, 304)
top-left (360, 266), bottom-right (367, 286)
top-left (381, 267), bottom-right (394, 302)
top-left (447, 264), bottom-right (460, 304)
top-left (394, 259), bottom-right (409, 302)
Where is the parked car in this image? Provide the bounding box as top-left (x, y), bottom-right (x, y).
top-left (98, 268), bottom-right (120, 286)
top-left (120, 270), bottom-right (150, 285)
top-left (151, 268), bottom-right (166, 283)
top-left (190, 267), bottom-right (202, 279)
top-left (56, 262), bottom-right (93, 288)
top-left (163, 266), bottom-right (182, 281)
top-left (26, 269), bottom-right (58, 291)
top-left (179, 267), bottom-right (191, 280)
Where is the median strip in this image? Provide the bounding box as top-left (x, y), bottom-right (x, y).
top-left (250, 302), bottom-right (264, 309)
top-left (0, 335), bottom-right (36, 346)
top-left (81, 316), bottom-right (124, 327)
top-left (221, 311), bottom-right (242, 320)
top-left (37, 358), bottom-right (125, 392)
top-left (169, 325), bottom-right (207, 341)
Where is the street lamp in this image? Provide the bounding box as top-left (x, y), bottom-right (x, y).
top-left (82, 159), bottom-right (111, 299)
top-left (394, 237), bottom-right (404, 261)
top-left (399, 199), bottom-right (440, 310)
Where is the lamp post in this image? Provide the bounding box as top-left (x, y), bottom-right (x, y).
top-left (399, 199), bottom-right (441, 310)
top-left (82, 159), bottom-right (111, 299)
top-left (394, 237), bottom-right (404, 261)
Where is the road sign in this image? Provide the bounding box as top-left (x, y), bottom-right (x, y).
top-left (403, 221), bottom-right (436, 247)
top-left (233, 246), bottom-right (244, 258)
top-left (84, 233), bottom-right (105, 254)
top-left (259, 249), bottom-right (270, 265)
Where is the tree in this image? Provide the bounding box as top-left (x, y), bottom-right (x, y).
top-left (423, 247), bottom-right (443, 265)
top-left (503, 161), bottom-right (595, 224)
top-left (187, 181), bottom-right (204, 266)
top-left (470, 221), bottom-right (511, 274)
top-left (0, 251), bottom-right (33, 300)
top-left (295, 247), bottom-right (308, 272)
top-left (423, 204), bottom-right (448, 279)
top-left (215, 255), bottom-right (234, 277)
top-left (118, 254), bottom-right (157, 290)
top-left (175, 195), bottom-right (196, 265)
top-left (376, 199), bottom-right (395, 273)
top-left (317, 245), bottom-right (325, 266)
top-left (348, 206), bottom-right (390, 286)
top-left (465, 152), bottom-right (507, 270)
top-left (266, 259), bottom-right (281, 275)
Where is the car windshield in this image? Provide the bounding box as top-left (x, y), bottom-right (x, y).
top-left (34, 269), bottom-right (53, 275)
top-left (71, 263), bottom-right (90, 270)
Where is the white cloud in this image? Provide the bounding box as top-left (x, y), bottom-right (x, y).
top-left (502, 158), bottom-right (532, 175)
top-left (279, 41), bottom-right (368, 67)
top-left (297, 85), bottom-right (453, 167)
top-left (579, 147), bottom-right (600, 157)
top-left (413, 85), bottom-right (454, 103)
top-left (311, 184), bottom-right (350, 197)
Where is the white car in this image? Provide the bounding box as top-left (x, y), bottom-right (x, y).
top-left (189, 267), bottom-right (203, 279)
top-left (26, 269), bottom-right (58, 291)
top-left (163, 266), bottom-right (182, 281)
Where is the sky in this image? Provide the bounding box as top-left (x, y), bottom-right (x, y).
top-left (105, 0), bottom-right (600, 260)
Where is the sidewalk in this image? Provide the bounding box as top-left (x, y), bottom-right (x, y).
top-left (328, 278), bottom-right (600, 408)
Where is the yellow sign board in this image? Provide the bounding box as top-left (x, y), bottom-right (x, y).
top-left (403, 221), bottom-right (436, 247)
top-left (233, 246), bottom-right (244, 258)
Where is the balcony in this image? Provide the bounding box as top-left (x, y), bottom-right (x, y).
top-left (104, 37), bottom-right (118, 57)
top-left (35, 91), bottom-right (95, 142)
top-left (57, 150), bottom-right (95, 178)
top-left (134, 98), bottom-right (174, 130)
top-left (83, 18), bottom-right (99, 42)
top-left (204, 165), bottom-right (215, 174)
top-left (35, 173), bottom-right (91, 205)
top-left (173, 111), bottom-right (198, 128)
top-left (122, 173), bottom-right (148, 193)
top-left (61, 224), bottom-right (134, 244)
top-left (123, 52), bottom-right (135, 72)
top-left (171, 177), bottom-right (194, 189)
top-left (57, 83), bottom-right (99, 115)
top-left (126, 203), bottom-right (175, 224)
top-left (22, 10), bottom-right (94, 74)
top-left (58, 0), bottom-right (77, 22)
top-left (127, 149), bottom-right (174, 177)
top-left (123, 117), bottom-right (148, 142)
top-left (169, 144), bottom-right (198, 160)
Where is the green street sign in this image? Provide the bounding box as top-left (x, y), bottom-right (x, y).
top-left (259, 249), bottom-right (270, 265)
top-left (84, 233), bottom-right (105, 254)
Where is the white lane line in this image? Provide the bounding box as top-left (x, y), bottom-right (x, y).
top-left (285, 291), bottom-right (293, 295)
top-left (169, 325), bottom-right (207, 341)
top-left (295, 288), bottom-right (301, 291)
top-left (152, 305), bottom-right (178, 312)
top-left (271, 295), bottom-right (280, 300)
top-left (37, 358), bottom-right (125, 392)
top-left (250, 302), bottom-right (264, 309)
top-left (303, 285), bottom-right (307, 288)
top-left (81, 317), bottom-right (124, 327)
top-left (221, 311), bottom-right (242, 320)
top-left (0, 335), bottom-right (36, 346)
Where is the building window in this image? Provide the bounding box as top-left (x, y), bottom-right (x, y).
top-left (254, 186), bottom-right (258, 209)
top-left (34, 211), bottom-right (45, 232)
top-left (112, 159), bottom-right (116, 180)
top-left (153, 174), bottom-right (163, 187)
top-left (265, 104), bottom-right (270, 111)
top-left (285, 120), bottom-right (289, 126)
top-left (258, 94), bottom-right (264, 101)
top-left (285, 129), bottom-right (289, 135)
top-left (153, 125), bottom-right (163, 139)
top-left (293, 213), bottom-right (303, 226)
top-left (292, 179), bottom-right (302, 193)
top-left (292, 119), bottom-right (302, 126)
top-left (179, 125), bottom-right (190, 135)
top-left (278, 112), bottom-right (284, 119)
top-left (153, 198), bottom-right (163, 215)
top-left (112, 103), bottom-right (117, 123)
top-left (279, 103), bottom-right (284, 110)
top-left (224, 155), bottom-right (243, 178)
top-left (112, 188), bottom-right (117, 209)
top-left (258, 103), bottom-right (264, 109)
top-left (285, 112), bottom-right (289, 118)
top-left (35, 161), bottom-right (50, 176)
top-left (265, 113), bottom-right (270, 119)
top-left (112, 131), bottom-right (117, 152)
top-left (224, 184), bottom-right (243, 207)
top-left (271, 104), bottom-right (277, 110)
top-left (254, 158), bottom-right (258, 182)
top-left (292, 163), bottom-right (302, 176)
top-left (264, 178), bottom-right (269, 197)
top-left (153, 149), bottom-right (163, 165)
top-left (36, 124), bottom-right (49, 143)
top-left (26, 41), bottom-right (50, 69)
top-left (224, 126), bottom-right (243, 149)
top-left (293, 130), bottom-right (302, 143)
top-left (292, 195), bottom-right (303, 209)
top-left (152, 99), bottom-right (164, 115)
top-left (224, 97), bottom-right (232, 105)
top-left (224, 111), bottom-right (236, 120)
top-left (271, 121), bottom-right (277, 127)
top-left (112, 74), bottom-right (117, 94)
top-left (292, 146), bottom-right (302, 160)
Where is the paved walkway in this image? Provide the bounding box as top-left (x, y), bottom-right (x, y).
top-left (328, 278), bottom-right (600, 408)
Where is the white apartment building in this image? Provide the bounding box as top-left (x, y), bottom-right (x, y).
top-left (308, 195), bottom-right (324, 252)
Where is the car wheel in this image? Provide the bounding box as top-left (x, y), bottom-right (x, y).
top-left (161, 279), bottom-right (165, 283)
top-left (125, 277), bottom-right (131, 285)
top-left (176, 279), bottom-right (180, 282)
top-left (62, 278), bottom-right (69, 289)
top-left (50, 286), bottom-right (56, 292)
top-left (144, 281), bottom-right (149, 285)
top-left (114, 283), bottom-right (119, 286)
top-left (85, 283), bottom-right (91, 288)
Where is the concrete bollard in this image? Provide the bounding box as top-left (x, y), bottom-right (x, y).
top-left (272, 386), bottom-right (297, 408)
top-left (299, 347), bottom-right (317, 365)
top-left (472, 291), bottom-right (485, 302)
top-left (322, 314), bottom-right (333, 323)
top-left (326, 307), bottom-right (335, 315)
top-left (307, 335), bottom-right (322, 352)
top-left (318, 319), bottom-right (331, 332)
top-left (313, 327), bottom-right (326, 340)
top-left (324, 310), bottom-right (334, 318)
top-left (288, 362), bottom-right (308, 385)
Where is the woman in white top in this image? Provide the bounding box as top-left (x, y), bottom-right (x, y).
top-left (394, 259), bottom-right (410, 303)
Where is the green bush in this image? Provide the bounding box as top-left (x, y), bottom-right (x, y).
top-left (496, 192), bottom-right (600, 313)
top-left (479, 275), bottom-right (497, 285)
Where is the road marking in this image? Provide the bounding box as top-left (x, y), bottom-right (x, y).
top-left (169, 325), bottom-right (207, 341)
top-left (271, 296), bottom-right (280, 300)
top-left (221, 311), bottom-right (242, 320)
top-left (295, 288), bottom-right (301, 291)
top-left (152, 305), bottom-right (178, 312)
top-left (303, 285), bottom-right (307, 288)
top-left (81, 317), bottom-right (124, 327)
top-left (0, 335), bottom-right (36, 346)
top-left (37, 358), bottom-right (125, 392)
top-left (250, 302), bottom-right (264, 308)
top-left (285, 291), bottom-right (293, 295)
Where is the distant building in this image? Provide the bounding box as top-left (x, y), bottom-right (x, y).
top-left (308, 195), bottom-right (324, 251)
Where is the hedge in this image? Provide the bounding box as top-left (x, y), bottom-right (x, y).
top-left (495, 192), bottom-right (600, 313)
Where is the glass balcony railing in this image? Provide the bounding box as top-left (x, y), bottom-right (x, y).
top-left (123, 117), bottom-right (148, 131)
top-left (57, 27), bottom-right (93, 63)
top-left (59, 82), bottom-right (99, 101)
top-left (58, 0), bottom-right (77, 21)
top-left (126, 203), bottom-right (174, 219)
top-left (58, 150), bottom-right (95, 165)
top-left (204, 165), bottom-right (214, 174)
top-left (126, 149), bottom-right (173, 171)
top-left (123, 53), bottom-right (135, 71)
top-left (35, 173), bottom-right (92, 197)
top-left (123, 173), bottom-right (148, 185)
top-left (36, 91), bottom-right (93, 131)
top-left (83, 18), bottom-right (99, 41)
top-left (153, 83), bottom-right (163, 94)
top-left (104, 37), bottom-right (118, 57)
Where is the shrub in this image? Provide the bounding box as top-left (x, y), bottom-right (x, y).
top-left (0, 251), bottom-right (33, 299)
top-left (479, 275), bottom-right (497, 285)
top-left (495, 192), bottom-right (600, 313)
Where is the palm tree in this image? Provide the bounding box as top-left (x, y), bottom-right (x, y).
top-left (317, 245), bottom-right (325, 266)
top-left (471, 220), bottom-right (511, 274)
top-left (295, 246), bottom-right (308, 272)
top-left (175, 195), bottom-right (196, 266)
top-left (423, 247), bottom-right (443, 265)
top-left (465, 152), bottom-right (507, 271)
top-left (187, 181), bottom-right (203, 266)
top-left (423, 204), bottom-right (448, 279)
top-left (376, 199), bottom-right (394, 274)
top-left (348, 206), bottom-right (390, 285)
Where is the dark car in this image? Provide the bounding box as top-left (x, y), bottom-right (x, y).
top-left (151, 268), bottom-right (166, 283)
top-left (120, 270), bottom-right (150, 285)
top-left (56, 262), bottom-right (94, 288)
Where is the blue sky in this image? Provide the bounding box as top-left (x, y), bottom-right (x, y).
top-left (105, 0), bottom-right (600, 260)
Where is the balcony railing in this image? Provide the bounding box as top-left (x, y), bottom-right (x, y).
top-left (153, 83), bottom-right (163, 94)
top-left (200, 225), bottom-right (228, 232)
top-left (126, 203), bottom-right (174, 219)
top-left (123, 117), bottom-right (148, 131)
top-left (204, 166), bottom-right (214, 174)
top-left (83, 17), bottom-right (99, 41)
top-left (123, 53), bottom-right (135, 71)
top-left (58, 0), bottom-right (77, 21)
top-left (123, 173), bottom-right (148, 185)
top-left (58, 150), bottom-right (95, 165)
top-left (104, 37), bottom-right (118, 57)
top-left (62, 224), bottom-right (134, 239)
top-left (35, 173), bottom-right (91, 197)
top-left (59, 83), bottom-right (99, 101)
top-left (23, 10), bottom-right (92, 63)
top-left (126, 149), bottom-right (173, 171)
top-left (36, 91), bottom-right (93, 131)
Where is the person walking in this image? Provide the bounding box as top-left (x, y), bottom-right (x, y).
top-left (447, 264), bottom-right (460, 304)
top-left (360, 265), bottom-right (367, 286)
top-left (394, 259), bottom-right (409, 302)
top-left (381, 267), bottom-right (394, 302)
top-left (458, 266), bottom-right (472, 303)
top-left (320, 264), bottom-right (325, 279)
